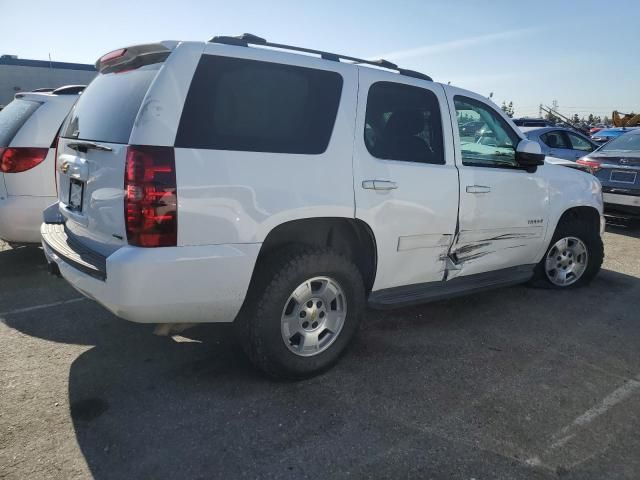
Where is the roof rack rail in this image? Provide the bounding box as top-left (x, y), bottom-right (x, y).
top-left (208, 33), bottom-right (433, 82)
top-left (52, 85), bottom-right (86, 95)
top-left (31, 87), bottom-right (55, 93)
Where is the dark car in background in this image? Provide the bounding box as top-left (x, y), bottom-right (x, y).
top-left (513, 118), bottom-right (556, 127)
top-left (577, 129), bottom-right (640, 217)
top-left (458, 120), bottom-right (485, 137)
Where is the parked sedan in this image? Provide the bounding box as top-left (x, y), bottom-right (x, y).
top-left (521, 127), bottom-right (598, 161)
top-left (577, 129), bottom-right (640, 217)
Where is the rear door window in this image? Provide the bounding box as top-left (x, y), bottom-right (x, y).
top-left (364, 81), bottom-right (444, 164)
top-left (62, 63), bottom-right (162, 144)
top-left (540, 131), bottom-right (571, 149)
top-left (175, 55), bottom-right (343, 154)
top-left (0, 99), bottom-right (42, 147)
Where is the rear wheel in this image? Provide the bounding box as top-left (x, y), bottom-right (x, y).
top-left (236, 247), bottom-right (365, 379)
top-left (531, 216), bottom-right (603, 288)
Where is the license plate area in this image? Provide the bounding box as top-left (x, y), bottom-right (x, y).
top-left (610, 170), bottom-right (637, 184)
top-left (68, 179), bottom-right (84, 211)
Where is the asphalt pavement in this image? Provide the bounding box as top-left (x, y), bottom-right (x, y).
top-left (1, 226), bottom-right (639, 479)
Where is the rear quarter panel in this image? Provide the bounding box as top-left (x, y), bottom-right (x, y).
top-left (172, 44), bottom-right (358, 246)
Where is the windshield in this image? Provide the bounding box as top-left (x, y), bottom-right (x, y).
top-left (0, 99), bottom-right (42, 147)
top-left (600, 132), bottom-right (640, 153)
top-left (62, 63), bottom-right (161, 144)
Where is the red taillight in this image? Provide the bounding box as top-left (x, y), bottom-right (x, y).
top-left (124, 145), bottom-right (177, 247)
top-left (0, 147), bottom-right (48, 173)
top-left (576, 157), bottom-right (602, 173)
top-left (100, 48), bottom-right (127, 64)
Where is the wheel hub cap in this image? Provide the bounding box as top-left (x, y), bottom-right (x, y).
top-left (281, 276), bottom-right (347, 357)
top-left (545, 236), bottom-right (588, 286)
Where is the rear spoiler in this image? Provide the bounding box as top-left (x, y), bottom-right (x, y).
top-left (95, 41), bottom-right (178, 74)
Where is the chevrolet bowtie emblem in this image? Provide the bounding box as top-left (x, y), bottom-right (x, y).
top-left (59, 161), bottom-right (70, 174)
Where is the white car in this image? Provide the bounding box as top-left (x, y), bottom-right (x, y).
top-left (0, 86), bottom-right (84, 243)
top-left (42, 35), bottom-right (604, 378)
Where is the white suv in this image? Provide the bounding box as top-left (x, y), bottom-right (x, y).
top-left (0, 86), bottom-right (84, 243)
top-left (42, 35), bottom-right (604, 378)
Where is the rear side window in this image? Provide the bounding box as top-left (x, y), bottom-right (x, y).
top-left (62, 63), bottom-right (161, 144)
top-left (175, 55), bottom-right (343, 154)
top-left (364, 82), bottom-right (444, 164)
top-left (0, 99), bottom-right (41, 147)
top-left (540, 131), bottom-right (571, 149)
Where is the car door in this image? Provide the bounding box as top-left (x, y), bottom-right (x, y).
top-left (445, 89), bottom-right (550, 278)
top-left (353, 68), bottom-right (459, 291)
top-left (540, 130), bottom-right (575, 160)
top-left (565, 131), bottom-right (597, 160)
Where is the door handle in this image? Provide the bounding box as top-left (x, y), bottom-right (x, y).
top-left (362, 180), bottom-right (398, 191)
top-left (466, 185), bottom-right (491, 194)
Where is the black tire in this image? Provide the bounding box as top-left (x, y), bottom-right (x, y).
top-left (235, 246), bottom-right (365, 379)
top-left (530, 215), bottom-right (603, 289)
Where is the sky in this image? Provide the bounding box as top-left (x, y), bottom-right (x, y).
top-left (3, 0), bottom-right (639, 119)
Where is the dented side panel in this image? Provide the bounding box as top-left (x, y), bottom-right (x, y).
top-left (450, 166), bottom-right (550, 277)
top-left (442, 85), bottom-right (550, 278)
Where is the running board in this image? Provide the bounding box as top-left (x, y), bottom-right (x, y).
top-left (368, 265), bottom-right (535, 310)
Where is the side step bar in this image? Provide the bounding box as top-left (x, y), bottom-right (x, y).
top-left (368, 265), bottom-right (535, 310)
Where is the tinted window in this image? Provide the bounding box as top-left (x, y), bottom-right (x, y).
top-left (454, 96), bottom-right (519, 168)
top-left (62, 63), bottom-right (161, 143)
top-left (540, 131), bottom-right (571, 149)
top-left (0, 99), bottom-right (41, 147)
top-left (364, 82), bottom-right (444, 164)
top-left (566, 132), bottom-right (594, 152)
top-left (176, 56), bottom-right (343, 154)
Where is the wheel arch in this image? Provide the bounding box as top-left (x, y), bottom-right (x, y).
top-left (252, 217), bottom-right (378, 294)
top-left (555, 206), bottom-right (601, 233)
top-left (537, 205), bottom-right (602, 264)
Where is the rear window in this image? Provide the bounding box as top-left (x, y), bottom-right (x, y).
top-left (62, 63), bottom-right (161, 144)
top-left (175, 55), bottom-right (343, 154)
top-left (600, 132), bottom-right (640, 152)
top-left (0, 99), bottom-right (41, 147)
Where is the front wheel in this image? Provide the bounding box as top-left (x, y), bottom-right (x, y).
top-left (531, 216), bottom-right (603, 289)
top-left (236, 247), bottom-right (365, 379)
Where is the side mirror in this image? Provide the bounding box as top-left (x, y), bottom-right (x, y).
top-left (515, 139), bottom-right (545, 172)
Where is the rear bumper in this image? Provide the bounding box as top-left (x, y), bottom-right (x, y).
top-left (0, 195), bottom-right (56, 243)
top-left (603, 193), bottom-right (640, 208)
top-left (42, 222), bottom-right (261, 324)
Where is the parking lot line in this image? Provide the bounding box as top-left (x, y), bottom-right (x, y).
top-left (550, 375), bottom-right (640, 450)
top-left (0, 297), bottom-right (85, 317)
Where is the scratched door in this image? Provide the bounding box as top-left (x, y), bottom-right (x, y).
top-left (353, 68), bottom-right (459, 291)
top-left (446, 89), bottom-right (550, 277)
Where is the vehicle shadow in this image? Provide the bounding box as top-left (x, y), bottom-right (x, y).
top-left (4, 261), bottom-right (640, 478)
